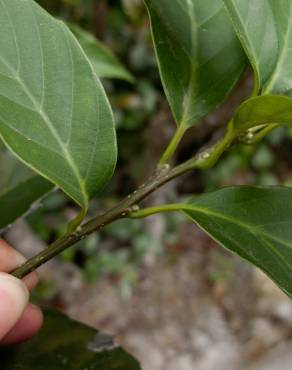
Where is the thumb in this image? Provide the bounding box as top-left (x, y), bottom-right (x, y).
top-left (0, 273), bottom-right (29, 341)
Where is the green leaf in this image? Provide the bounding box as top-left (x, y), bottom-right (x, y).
top-left (69, 24), bottom-right (134, 83)
top-left (231, 95), bottom-right (292, 134)
top-left (0, 150), bottom-right (53, 231)
top-left (223, 0), bottom-right (292, 95)
top-left (184, 186), bottom-right (292, 298)
top-left (0, 309), bottom-right (141, 370)
top-left (0, 0), bottom-right (117, 212)
top-left (222, 0), bottom-right (277, 93)
top-left (144, 0), bottom-right (247, 127)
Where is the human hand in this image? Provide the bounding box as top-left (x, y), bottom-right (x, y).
top-left (0, 239), bottom-right (43, 345)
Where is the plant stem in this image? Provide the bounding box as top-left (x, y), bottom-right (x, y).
top-left (184, 121), bottom-right (236, 169)
top-left (12, 126), bottom-right (236, 279)
top-left (129, 204), bottom-right (195, 218)
top-left (158, 124), bottom-right (188, 166)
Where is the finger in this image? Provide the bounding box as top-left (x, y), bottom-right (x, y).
top-left (0, 239), bottom-right (38, 290)
top-left (0, 273), bottom-right (28, 341)
top-left (22, 272), bottom-right (39, 291)
top-left (1, 304), bottom-right (43, 345)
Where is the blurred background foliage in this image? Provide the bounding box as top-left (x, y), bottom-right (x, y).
top-left (26, 0), bottom-right (292, 295)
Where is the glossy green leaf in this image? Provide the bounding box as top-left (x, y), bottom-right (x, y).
top-left (223, 0), bottom-right (292, 95)
top-left (0, 309), bottom-right (141, 370)
top-left (231, 95), bottom-right (292, 134)
top-left (144, 0), bottom-right (247, 127)
top-left (70, 24), bottom-right (134, 83)
top-left (0, 0), bottom-right (117, 212)
top-left (0, 151), bottom-right (53, 231)
top-left (222, 0), bottom-right (277, 93)
top-left (184, 186), bottom-right (292, 298)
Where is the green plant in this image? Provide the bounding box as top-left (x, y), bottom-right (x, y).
top-left (2, 0), bottom-right (292, 367)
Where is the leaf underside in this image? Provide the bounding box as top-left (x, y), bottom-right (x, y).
top-left (184, 186), bottom-right (292, 298)
top-left (0, 0), bottom-right (117, 210)
top-left (144, 0), bottom-right (247, 127)
top-left (0, 150), bottom-right (53, 231)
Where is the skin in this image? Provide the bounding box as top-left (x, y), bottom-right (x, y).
top-left (0, 239), bottom-right (43, 345)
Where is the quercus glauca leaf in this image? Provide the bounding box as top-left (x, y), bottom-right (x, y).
top-left (231, 95), bottom-right (292, 134)
top-left (183, 186), bottom-right (292, 298)
top-left (223, 0), bottom-right (292, 96)
top-left (69, 24), bottom-right (134, 83)
top-left (0, 150), bottom-right (53, 231)
top-left (144, 0), bottom-right (247, 128)
top-left (0, 0), bottom-right (117, 225)
top-left (222, 0), bottom-right (277, 94)
top-left (263, 0), bottom-right (292, 95)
